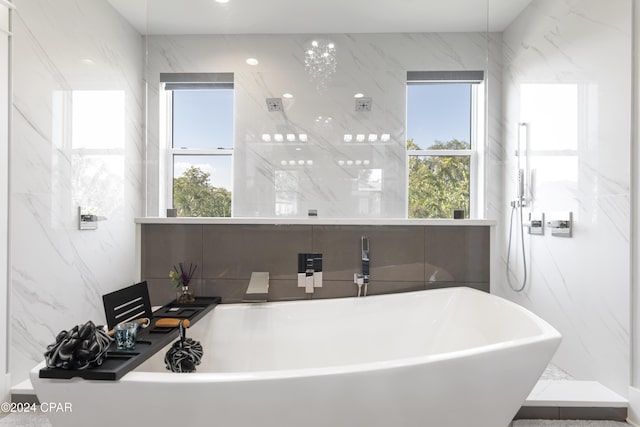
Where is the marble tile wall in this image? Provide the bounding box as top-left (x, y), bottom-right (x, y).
top-left (10, 0), bottom-right (143, 385)
top-left (494, 0), bottom-right (632, 396)
top-left (141, 224), bottom-right (490, 305)
top-left (0, 3), bottom-right (9, 401)
top-left (145, 33), bottom-right (497, 218)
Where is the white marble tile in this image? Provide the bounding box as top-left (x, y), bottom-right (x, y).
top-left (526, 380), bottom-right (628, 408)
top-left (145, 32), bottom-right (493, 218)
top-left (542, 363), bottom-right (575, 381)
top-left (10, 0), bottom-right (143, 385)
top-left (0, 13), bottom-right (7, 403)
top-left (494, 0), bottom-right (632, 396)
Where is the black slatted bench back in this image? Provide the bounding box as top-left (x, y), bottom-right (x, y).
top-left (102, 282), bottom-right (153, 329)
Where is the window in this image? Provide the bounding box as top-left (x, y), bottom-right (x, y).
top-left (71, 90), bottom-right (126, 218)
top-left (406, 71), bottom-right (484, 219)
top-left (162, 73), bottom-right (234, 217)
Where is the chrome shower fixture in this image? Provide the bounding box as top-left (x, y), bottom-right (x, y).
top-left (355, 97), bottom-right (372, 112)
top-left (266, 97), bottom-right (283, 112)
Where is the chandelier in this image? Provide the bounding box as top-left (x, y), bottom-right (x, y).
top-left (304, 39), bottom-right (337, 92)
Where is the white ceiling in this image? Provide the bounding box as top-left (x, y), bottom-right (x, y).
top-left (107, 0), bottom-right (533, 35)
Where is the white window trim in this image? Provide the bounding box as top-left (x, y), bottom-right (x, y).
top-left (162, 89), bottom-right (234, 214)
top-left (406, 79), bottom-right (484, 219)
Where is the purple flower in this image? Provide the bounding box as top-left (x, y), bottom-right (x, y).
top-left (170, 262), bottom-right (197, 288)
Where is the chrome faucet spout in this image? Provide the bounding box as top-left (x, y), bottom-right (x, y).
top-left (244, 272), bottom-right (269, 302)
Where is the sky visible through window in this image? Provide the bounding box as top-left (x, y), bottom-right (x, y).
top-left (173, 89), bottom-right (234, 149)
top-left (406, 83), bottom-right (471, 149)
top-left (172, 89), bottom-right (234, 190)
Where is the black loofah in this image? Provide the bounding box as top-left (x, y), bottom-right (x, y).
top-left (164, 321), bottom-right (203, 373)
top-left (44, 321), bottom-right (112, 370)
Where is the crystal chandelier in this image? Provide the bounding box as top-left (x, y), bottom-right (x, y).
top-left (304, 39), bottom-right (337, 92)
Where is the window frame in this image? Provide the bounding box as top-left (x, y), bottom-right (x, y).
top-left (161, 73), bottom-right (235, 216)
top-left (406, 72), bottom-right (485, 219)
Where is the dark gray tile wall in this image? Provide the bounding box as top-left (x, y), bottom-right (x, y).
top-left (312, 226), bottom-right (425, 282)
top-left (424, 226), bottom-right (490, 282)
top-left (202, 225), bottom-right (312, 280)
top-left (514, 406), bottom-right (628, 421)
top-left (142, 224), bottom-right (204, 280)
top-left (141, 224), bottom-right (490, 304)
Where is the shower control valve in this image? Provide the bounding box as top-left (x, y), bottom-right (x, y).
top-left (547, 212), bottom-right (573, 238)
top-left (528, 212), bottom-right (544, 235)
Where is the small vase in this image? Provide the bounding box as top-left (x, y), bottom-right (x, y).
top-left (176, 285), bottom-right (195, 303)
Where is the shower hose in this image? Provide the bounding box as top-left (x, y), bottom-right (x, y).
top-left (506, 202), bottom-right (527, 292)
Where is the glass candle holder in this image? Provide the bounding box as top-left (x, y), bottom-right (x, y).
top-left (114, 322), bottom-right (138, 351)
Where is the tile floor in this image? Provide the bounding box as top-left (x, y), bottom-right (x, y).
top-left (0, 411), bottom-right (51, 426)
top-left (0, 412), bottom-right (633, 427)
top-left (540, 364), bottom-right (575, 381)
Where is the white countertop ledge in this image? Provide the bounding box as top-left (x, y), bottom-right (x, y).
top-left (135, 217), bottom-right (496, 226)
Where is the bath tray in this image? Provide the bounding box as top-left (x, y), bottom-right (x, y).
top-left (152, 306), bottom-right (204, 319)
top-left (152, 296), bottom-right (221, 319)
top-left (165, 296), bottom-right (221, 308)
top-left (39, 296), bottom-right (221, 381)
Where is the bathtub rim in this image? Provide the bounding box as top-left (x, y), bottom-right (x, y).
top-left (31, 287), bottom-right (561, 385)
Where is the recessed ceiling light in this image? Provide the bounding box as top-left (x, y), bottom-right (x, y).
top-left (381, 134), bottom-right (391, 142)
top-left (295, 147), bottom-right (302, 151)
top-left (246, 58), bottom-right (259, 66)
top-left (298, 134), bottom-right (308, 142)
top-left (81, 59), bottom-right (95, 65)
top-left (286, 134), bottom-right (296, 141)
top-left (215, 0), bottom-right (230, 3)
top-left (282, 93), bottom-right (293, 99)
top-left (354, 93), bottom-right (364, 98)
top-left (356, 134), bottom-right (365, 142)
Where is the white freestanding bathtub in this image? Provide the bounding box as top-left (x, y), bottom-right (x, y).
top-left (31, 287), bottom-right (560, 427)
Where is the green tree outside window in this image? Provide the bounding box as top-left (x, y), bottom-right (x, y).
top-left (173, 166), bottom-right (231, 217)
top-left (407, 139), bottom-right (470, 219)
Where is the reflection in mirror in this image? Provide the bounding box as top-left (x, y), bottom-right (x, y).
top-left (275, 170), bottom-right (299, 216)
top-left (138, 0), bottom-right (496, 219)
top-left (68, 90), bottom-right (125, 219)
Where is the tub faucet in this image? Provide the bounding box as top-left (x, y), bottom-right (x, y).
top-left (244, 272), bottom-right (269, 302)
top-left (354, 236), bottom-right (370, 297)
